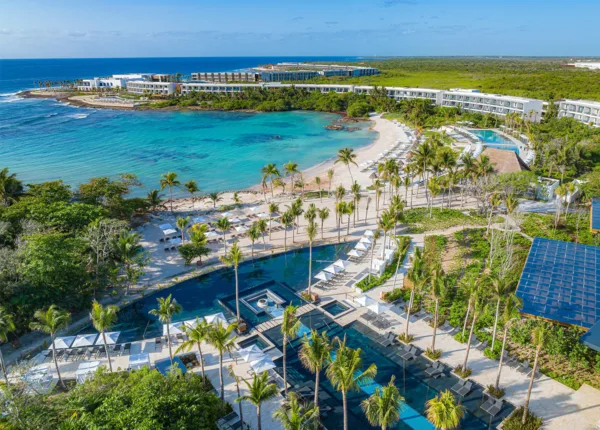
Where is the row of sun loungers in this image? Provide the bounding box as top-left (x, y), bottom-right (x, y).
top-left (42, 343), bottom-right (133, 362)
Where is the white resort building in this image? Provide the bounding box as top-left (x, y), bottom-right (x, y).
top-left (126, 81), bottom-right (178, 96)
top-left (558, 99), bottom-right (600, 126)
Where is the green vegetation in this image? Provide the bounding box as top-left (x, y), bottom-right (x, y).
top-left (403, 208), bottom-right (492, 233)
top-left (0, 367), bottom-right (227, 429)
top-left (320, 58), bottom-right (600, 101)
top-left (521, 212), bottom-right (598, 246)
top-left (502, 408), bottom-right (543, 430)
top-left (356, 236), bottom-right (410, 291)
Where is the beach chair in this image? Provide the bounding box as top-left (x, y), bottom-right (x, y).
top-left (122, 343), bottom-right (131, 355)
top-left (399, 345), bottom-right (416, 361)
top-left (457, 381), bottom-right (473, 397)
top-left (476, 340), bottom-right (488, 351)
top-left (112, 344), bottom-right (122, 356)
top-left (425, 361), bottom-right (444, 378)
top-left (517, 360), bottom-right (531, 374)
top-left (481, 398), bottom-right (503, 417)
top-left (440, 321), bottom-right (457, 333)
top-left (451, 379), bottom-right (466, 395)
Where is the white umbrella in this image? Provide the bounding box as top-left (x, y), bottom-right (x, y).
top-left (355, 242), bottom-right (370, 251)
top-left (250, 355), bottom-right (276, 373)
top-left (354, 295), bottom-right (374, 307)
top-left (95, 331), bottom-right (120, 346)
top-left (359, 236), bottom-right (373, 244)
top-left (314, 271), bottom-right (334, 281)
top-left (324, 264), bottom-right (343, 274)
top-left (235, 225), bottom-right (249, 233)
top-left (222, 212), bottom-right (233, 217)
top-left (162, 228), bottom-right (177, 236)
top-left (71, 334), bottom-right (98, 348)
top-left (192, 216), bottom-right (207, 224)
top-left (367, 302), bottom-right (391, 314)
top-left (248, 206), bottom-right (259, 212)
top-left (257, 212), bottom-right (269, 218)
top-left (206, 231), bottom-right (218, 238)
top-left (239, 345), bottom-right (264, 362)
top-left (205, 312), bottom-right (227, 326)
top-left (53, 336), bottom-right (76, 350)
top-left (184, 318), bottom-right (203, 328)
top-left (163, 321), bottom-right (185, 337)
top-left (229, 217), bottom-right (242, 224)
top-left (159, 223), bottom-right (173, 230)
top-left (348, 249), bottom-right (364, 258)
top-left (333, 259), bottom-right (351, 269)
top-left (269, 220), bottom-right (281, 228)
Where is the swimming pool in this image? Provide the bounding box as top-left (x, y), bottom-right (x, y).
top-left (322, 300), bottom-right (351, 316)
top-left (79, 242), bottom-right (354, 343)
top-left (263, 316), bottom-right (514, 430)
top-left (468, 129), bottom-right (520, 154)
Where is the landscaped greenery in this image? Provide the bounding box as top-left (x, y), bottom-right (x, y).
top-left (403, 208), bottom-right (492, 233)
top-left (502, 407), bottom-right (543, 430)
top-left (0, 367), bottom-right (227, 429)
top-left (356, 236), bottom-right (410, 292)
top-left (521, 212), bottom-right (598, 246)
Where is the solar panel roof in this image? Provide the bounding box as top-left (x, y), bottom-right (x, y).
top-left (516, 237), bottom-right (600, 328)
top-left (581, 320), bottom-right (600, 352)
top-left (592, 198), bottom-right (600, 232)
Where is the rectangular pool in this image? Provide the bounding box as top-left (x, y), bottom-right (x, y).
top-left (468, 129), bottom-right (520, 154)
top-left (322, 300), bottom-right (351, 316)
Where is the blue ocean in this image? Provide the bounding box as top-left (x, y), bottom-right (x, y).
top-left (0, 57), bottom-right (375, 195)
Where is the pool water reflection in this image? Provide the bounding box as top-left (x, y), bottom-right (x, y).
top-left (468, 129), bottom-right (520, 154)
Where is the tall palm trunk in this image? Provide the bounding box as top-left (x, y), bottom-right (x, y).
top-left (462, 312), bottom-right (478, 371)
top-left (257, 405), bottom-right (263, 430)
top-left (392, 246), bottom-right (403, 289)
top-left (314, 371), bottom-right (320, 409)
top-left (197, 342), bottom-right (206, 385)
top-left (219, 352), bottom-right (224, 401)
top-left (102, 331), bottom-right (113, 372)
top-left (462, 301), bottom-right (471, 337)
top-left (283, 334), bottom-right (288, 397)
top-left (269, 216), bottom-right (272, 240)
top-left (346, 215), bottom-right (350, 235)
top-left (522, 345), bottom-right (541, 425)
top-left (342, 390), bottom-right (348, 430)
top-left (337, 216), bottom-right (341, 243)
top-left (51, 335), bottom-right (65, 388)
top-left (169, 186), bottom-right (174, 212)
top-left (405, 289), bottom-right (415, 338)
top-left (492, 298), bottom-right (501, 350)
top-left (284, 229), bottom-right (288, 251)
top-left (495, 325), bottom-right (509, 390)
top-left (308, 243), bottom-right (313, 295)
top-left (369, 240), bottom-right (376, 281)
top-left (166, 324), bottom-right (173, 361)
top-left (235, 267), bottom-right (240, 323)
top-left (431, 299), bottom-right (439, 351)
top-left (321, 219), bottom-right (324, 239)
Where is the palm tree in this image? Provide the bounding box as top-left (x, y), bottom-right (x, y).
top-left (314, 176), bottom-right (322, 202)
top-left (391, 236), bottom-right (406, 289)
top-left (273, 392), bottom-right (320, 430)
top-left (248, 224), bottom-right (261, 258)
top-left (487, 273), bottom-right (514, 351)
top-left (112, 232), bottom-right (144, 295)
top-left (281, 305), bottom-right (301, 397)
top-left (184, 180), bottom-right (200, 211)
top-left (0, 307), bottom-right (15, 384)
top-left (220, 242), bottom-right (244, 323)
top-left (378, 209), bottom-right (395, 258)
top-left (281, 210), bottom-right (294, 251)
top-left (425, 390), bottom-right (465, 430)
top-left (149, 294), bottom-right (182, 361)
top-left (269, 203), bottom-right (279, 240)
top-left (228, 365), bottom-right (245, 428)
top-left (207, 322), bottom-right (238, 401)
top-left (299, 330), bottom-right (331, 410)
top-left (306, 222), bottom-right (318, 298)
top-left (522, 323), bottom-right (549, 425)
top-left (288, 198), bottom-right (304, 238)
top-left (176, 216), bottom-right (190, 244)
top-left (208, 192), bottom-right (222, 208)
top-left (361, 375), bottom-right (404, 430)
top-left (176, 318), bottom-right (210, 385)
top-left (460, 289), bottom-right (485, 374)
top-left (0, 168), bottom-right (23, 205)
top-left (90, 301), bottom-right (118, 372)
top-left (335, 201), bottom-right (346, 243)
top-left (159, 172), bottom-right (181, 212)
top-left (216, 217), bottom-right (231, 253)
top-left (335, 148), bottom-right (358, 186)
top-left (427, 177), bottom-right (442, 217)
top-left (369, 229), bottom-right (381, 282)
top-left (327, 336), bottom-right (378, 430)
top-left (237, 371), bottom-right (278, 430)
top-left (147, 189), bottom-right (166, 214)
top-left (344, 201), bottom-right (354, 235)
top-left (494, 293), bottom-right (522, 391)
top-left (262, 163), bottom-right (281, 197)
top-left (404, 248), bottom-right (429, 340)
top-left (284, 162), bottom-right (300, 194)
top-left (460, 276), bottom-right (478, 337)
top-left (327, 168), bottom-right (335, 195)
top-left (317, 207), bottom-right (330, 239)
top-left (429, 270), bottom-right (444, 354)
top-left (29, 306), bottom-right (71, 388)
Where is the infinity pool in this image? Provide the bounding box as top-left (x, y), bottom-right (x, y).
top-left (469, 129), bottom-right (520, 154)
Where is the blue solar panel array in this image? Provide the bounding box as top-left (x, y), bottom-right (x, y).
top-left (516, 237), bottom-right (600, 328)
top-left (592, 198), bottom-right (600, 232)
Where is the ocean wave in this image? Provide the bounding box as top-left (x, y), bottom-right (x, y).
top-left (0, 92), bottom-right (19, 97)
top-left (0, 95), bottom-right (24, 103)
top-left (67, 113), bottom-right (90, 119)
top-left (45, 113), bottom-right (58, 118)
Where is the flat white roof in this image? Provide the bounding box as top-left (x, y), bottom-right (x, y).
top-left (444, 90), bottom-right (536, 103)
top-left (561, 99), bottom-right (600, 107)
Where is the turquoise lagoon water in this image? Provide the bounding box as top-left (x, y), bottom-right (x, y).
top-left (468, 129), bottom-right (519, 154)
top-left (0, 97), bottom-right (375, 195)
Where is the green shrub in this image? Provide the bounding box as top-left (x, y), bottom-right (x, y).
top-left (356, 236), bottom-right (410, 291)
top-left (502, 408), bottom-right (543, 430)
top-left (486, 384), bottom-right (505, 399)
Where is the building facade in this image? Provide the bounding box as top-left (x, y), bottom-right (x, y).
top-left (558, 99), bottom-right (600, 126)
top-left (191, 72), bottom-right (259, 83)
top-left (441, 90), bottom-right (544, 121)
top-left (126, 81), bottom-right (178, 96)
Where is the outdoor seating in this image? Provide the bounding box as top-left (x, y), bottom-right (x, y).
top-left (425, 361), bottom-right (444, 378)
top-left (517, 360), bottom-right (531, 374)
top-left (112, 344), bottom-right (122, 355)
top-left (399, 345), bottom-right (416, 361)
top-left (456, 380), bottom-right (473, 397)
top-left (122, 343), bottom-right (131, 355)
top-left (476, 340), bottom-right (488, 351)
top-left (481, 398), bottom-right (503, 417)
top-left (440, 321), bottom-right (457, 333)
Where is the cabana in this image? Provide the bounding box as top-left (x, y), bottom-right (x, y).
top-left (76, 361), bottom-right (101, 383)
top-left (314, 271), bottom-right (334, 281)
top-left (129, 353), bottom-right (151, 370)
top-left (95, 331), bottom-right (120, 346)
top-left (323, 264), bottom-right (343, 274)
top-left (238, 345), bottom-right (264, 362)
top-left (367, 302), bottom-right (391, 314)
top-left (250, 355), bottom-right (276, 373)
top-left (162, 321), bottom-right (185, 337)
top-left (155, 356), bottom-right (187, 376)
top-left (205, 312), bottom-right (228, 326)
top-left (53, 336), bottom-right (76, 350)
top-left (354, 295), bottom-right (374, 307)
top-left (71, 333), bottom-right (98, 348)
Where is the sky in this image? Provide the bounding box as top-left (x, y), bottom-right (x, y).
top-left (1, 0), bottom-right (599, 59)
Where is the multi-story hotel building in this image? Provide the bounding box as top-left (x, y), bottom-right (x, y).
top-left (126, 81), bottom-right (178, 96)
top-left (558, 100), bottom-right (600, 126)
top-left (441, 89), bottom-right (545, 121)
top-left (191, 72), bottom-right (259, 83)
